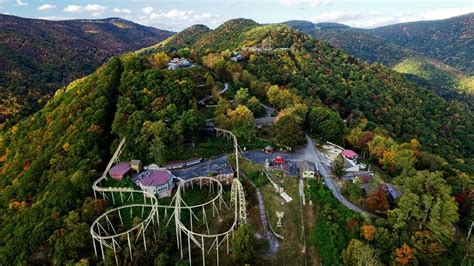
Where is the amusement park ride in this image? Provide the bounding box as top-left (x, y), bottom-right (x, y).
top-left (89, 129), bottom-right (247, 265)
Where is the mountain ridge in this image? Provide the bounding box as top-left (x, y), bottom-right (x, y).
top-left (0, 14), bottom-right (174, 126)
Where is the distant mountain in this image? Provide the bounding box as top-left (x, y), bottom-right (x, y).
top-left (371, 13), bottom-right (474, 75)
top-left (0, 14), bottom-right (174, 126)
top-left (284, 13), bottom-right (474, 102)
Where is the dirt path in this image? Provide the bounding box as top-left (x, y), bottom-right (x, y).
top-left (256, 188), bottom-right (280, 254)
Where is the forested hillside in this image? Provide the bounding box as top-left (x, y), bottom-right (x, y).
top-left (372, 13), bottom-right (474, 75)
top-left (285, 14), bottom-right (474, 103)
top-left (0, 14), bottom-right (173, 126)
top-left (0, 18), bottom-right (472, 264)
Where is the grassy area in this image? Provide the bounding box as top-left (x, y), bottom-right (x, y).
top-left (237, 157), bottom-right (269, 188)
top-left (182, 137), bottom-right (233, 159)
top-left (259, 175), bottom-right (306, 265)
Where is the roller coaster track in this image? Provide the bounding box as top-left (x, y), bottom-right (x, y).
top-left (90, 129), bottom-right (246, 265)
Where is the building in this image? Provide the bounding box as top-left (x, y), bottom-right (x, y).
top-left (264, 145), bottom-right (275, 154)
top-left (342, 149), bottom-right (358, 160)
top-left (109, 162), bottom-right (131, 180)
top-left (131, 160), bottom-right (142, 173)
top-left (344, 157), bottom-right (360, 172)
top-left (138, 169), bottom-right (175, 198)
top-left (384, 183), bottom-right (400, 203)
top-left (230, 52), bottom-right (244, 62)
top-left (297, 160), bottom-right (318, 179)
top-left (255, 116), bottom-right (276, 128)
top-left (167, 58), bottom-right (192, 70)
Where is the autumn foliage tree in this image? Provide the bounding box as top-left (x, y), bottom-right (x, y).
top-left (361, 225), bottom-right (377, 241)
top-left (367, 185), bottom-right (390, 215)
top-left (394, 243), bottom-right (414, 265)
top-left (149, 52), bottom-right (170, 69)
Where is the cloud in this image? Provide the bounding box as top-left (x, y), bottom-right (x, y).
top-left (113, 8), bottom-right (131, 14)
top-left (38, 4), bottom-right (56, 11)
top-left (280, 0), bottom-right (331, 7)
top-left (148, 9), bottom-right (220, 23)
top-left (310, 7), bottom-right (474, 28)
top-left (64, 4), bottom-right (106, 16)
top-left (138, 9), bottom-right (222, 31)
top-left (142, 6), bottom-right (154, 14)
top-left (16, 0), bottom-right (27, 6)
top-left (38, 16), bottom-right (75, 20)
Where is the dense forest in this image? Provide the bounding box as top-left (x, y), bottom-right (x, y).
top-left (0, 18), bottom-right (472, 264)
top-left (0, 14), bottom-right (173, 126)
top-left (285, 14), bottom-right (474, 106)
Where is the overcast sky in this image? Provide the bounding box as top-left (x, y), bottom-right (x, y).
top-left (1, 0), bottom-right (472, 31)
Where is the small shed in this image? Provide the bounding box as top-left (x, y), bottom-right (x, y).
top-left (342, 149), bottom-right (358, 160)
top-left (297, 160), bottom-right (317, 179)
top-left (109, 162), bottom-right (131, 180)
top-left (385, 183), bottom-right (400, 202)
top-left (138, 169), bottom-right (175, 198)
top-left (131, 160), bottom-right (142, 173)
top-left (264, 145), bottom-right (275, 154)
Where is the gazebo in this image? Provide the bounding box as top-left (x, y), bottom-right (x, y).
top-left (109, 162), bottom-right (131, 180)
top-left (273, 156), bottom-right (285, 165)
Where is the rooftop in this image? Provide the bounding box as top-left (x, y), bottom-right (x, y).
top-left (139, 169), bottom-right (173, 186)
top-left (109, 162), bottom-right (131, 177)
top-left (342, 149), bottom-right (358, 158)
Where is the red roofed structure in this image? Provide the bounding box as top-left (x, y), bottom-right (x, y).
top-left (109, 162), bottom-right (131, 180)
top-left (342, 149), bottom-right (358, 160)
top-left (273, 156), bottom-right (285, 165)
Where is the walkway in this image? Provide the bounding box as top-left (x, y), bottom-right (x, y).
top-left (256, 188), bottom-right (280, 254)
top-left (198, 82), bottom-right (229, 105)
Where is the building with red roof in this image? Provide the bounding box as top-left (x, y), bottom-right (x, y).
top-left (342, 149), bottom-right (358, 160)
top-left (109, 162), bottom-right (131, 180)
top-left (273, 156), bottom-right (285, 165)
top-left (138, 169), bottom-right (175, 198)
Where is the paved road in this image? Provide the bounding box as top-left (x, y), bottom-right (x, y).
top-left (305, 135), bottom-right (376, 217)
top-left (198, 82), bottom-right (229, 105)
top-left (261, 103), bottom-right (276, 117)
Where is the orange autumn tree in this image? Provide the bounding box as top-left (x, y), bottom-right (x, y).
top-left (394, 243), bottom-right (414, 265)
top-left (367, 185), bottom-right (390, 215)
top-left (361, 225), bottom-right (377, 241)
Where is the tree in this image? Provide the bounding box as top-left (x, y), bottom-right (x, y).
top-left (388, 171), bottom-right (459, 258)
top-left (366, 185), bottom-right (390, 215)
top-left (267, 85), bottom-right (298, 110)
top-left (177, 47), bottom-right (191, 58)
top-left (308, 105), bottom-right (346, 144)
top-left (232, 224), bottom-right (255, 263)
top-left (234, 88), bottom-right (250, 105)
top-left (149, 52), bottom-right (170, 69)
top-left (246, 96), bottom-right (264, 116)
top-left (394, 243), bottom-right (414, 265)
top-left (274, 112), bottom-right (305, 147)
top-left (342, 239), bottom-right (382, 266)
top-left (227, 105), bottom-right (256, 141)
top-left (331, 154), bottom-right (346, 179)
top-left (361, 225), bottom-right (377, 241)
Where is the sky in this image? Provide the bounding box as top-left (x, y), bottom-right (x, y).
top-left (0, 0), bottom-right (472, 31)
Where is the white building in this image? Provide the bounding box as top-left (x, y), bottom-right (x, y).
top-left (137, 169), bottom-right (175, 198)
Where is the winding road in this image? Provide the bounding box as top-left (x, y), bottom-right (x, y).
top-left (198, 82), bottom-right (229, 105)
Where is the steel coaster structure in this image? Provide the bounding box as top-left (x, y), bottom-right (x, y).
top-left (90, 128), bottom-right (247, 265)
